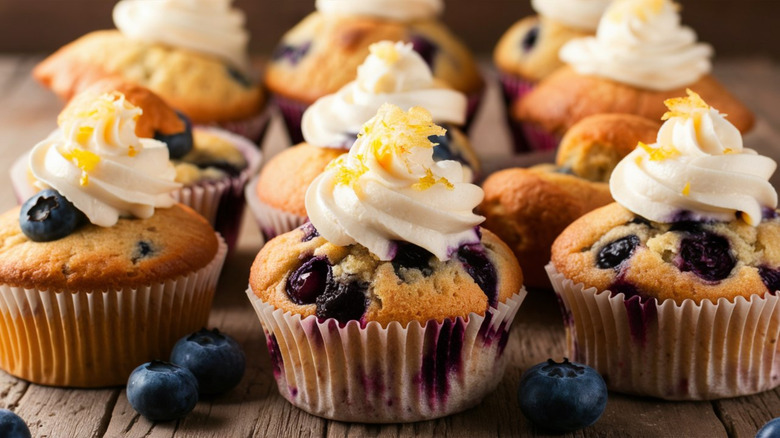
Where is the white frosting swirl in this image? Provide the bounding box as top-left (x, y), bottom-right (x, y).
top-left (113, 0), bottom-right (250, 70)
top-left (302, 41), bottom-right (466, 148)
top-left (531, 0), bottom-right (613, 31)
top-left (559, 0), bottom-right (713, 91)
top-left (305, 104), bottom-right (483, 260)
top-left (29, 92), bottom-right (181, 227)
top-left (610, 90), bottom-right (777, 226)
top-left (315, 0), bottom-right (442, 21)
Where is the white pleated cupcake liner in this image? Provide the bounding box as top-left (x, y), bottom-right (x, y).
top-left (246, 288), bottom-right (527, 423)
top-left (546, 263), bottom-right (780, 400)
top-left (244, 175), bottom-right (308, 241)
top-left (0, 234), bottom-right (227, 388)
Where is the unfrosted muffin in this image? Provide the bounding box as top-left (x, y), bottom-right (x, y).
top-left (515, 0), bottom-right (754, 150)
top-left (247, 104), bottom-right (525, 422)
top-left (32, 0), bottom-right (269, 144)
top-left (548, 91), bottom-right (780, 400)
top-left (494, 0), bottom-right (612, 152)
top-left (265, 0), bottom-right (484, 144)
top-left (0, 92), bottom-right (227, 387)
top-left (249, 41), bottom-right (478, 239)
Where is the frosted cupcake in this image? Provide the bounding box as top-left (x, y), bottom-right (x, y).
top-left (494, 0), bottom-right (613, 152)
top-left (265, 0), bottom-right (484, 144)
top-left (0, 92), bottom-right (227, 387)
top-left (249, 41), bottom-right (478, 239)
top-left (247, 104), bottom-right (525, 422)
top-left (548, 90), bottom-right (780, 399)
top-left (516, 0), bottom-right (754, 151)
top-left (33, 0), bottom-right (269, 145)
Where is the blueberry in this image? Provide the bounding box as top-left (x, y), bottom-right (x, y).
top-left (126, 360), bottom-right (199, 421)
top-left (554, 166), bottom-right (575, 176)
top-left (315, 280), bottom-right (367, 323)
top-left (757, 417), bottom-right (780, 438)
top-left (456, 244), bottom-right (498, 307)
top-left (518, 358), bottom-right (607, 432)
top-left (226, 66), bottom-right (253, 88)
top-left (272, 41), bottom-right (311, 65)
top-left (521, 23), bottom-right (540, 52)
top-left (410, 35), bottom-right (437, 68)
top-left (0, 409), bottom-right (31, 438)
top-left (675, 232), bottom-right (735, 282)
top-left (19, 189), bottom-right (85, 242)
top-left (759, 267), bottom-right (780, 294)
top-left (155, 112), bottom-right (193, 159)
top-left (596, 235), bottom-right (640, 269)
top-left (429, 126), bottom-right (467, 167)
top-left (300, 222), bottom-right (319, 242)
top-left (170, 328), bottom-right (246, 395)
top-left (286, 257), bottom-right (332, 305)
top-left (131, 241), bottom-right (155, 264)
top-left (392, 242), bottom-right (434, 277)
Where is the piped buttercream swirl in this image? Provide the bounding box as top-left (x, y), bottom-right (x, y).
top-left (531, 0), bottom-right (613, 31)
top-left (610, 90), bottom-right (777, 226)
top-left (559, 0), bottom-right (713, 91)
top-left (29, 92), bottom-right (181, 227)
top-left (315, 0), bottom-right (442, 21)
top-left (113, 0), bottom-right (250, 70)
top-left (302, 41), bottom-right (466, 148)
top-left (305, 104), bottom-right (483, 260)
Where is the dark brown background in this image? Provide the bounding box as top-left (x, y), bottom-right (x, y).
top-left (1, 0), bottom-right (778, 58)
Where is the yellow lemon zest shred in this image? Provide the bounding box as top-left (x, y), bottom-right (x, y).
top-left (369, 41), bottom-right (400, 65)
top-left (60, 147), bottom-right (101, 187)
top-left (682, 182), bottom-right (691, 196)
top-left (662, 88), bottom-right (710, 121)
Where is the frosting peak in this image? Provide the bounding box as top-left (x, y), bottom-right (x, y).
top-left (610, 90), bottom-right (777, 226)
top-left (559, 0), bottom-right (713, 91)
top-left (315, 0), bottom-right (443, 21)
top-left (305, 104), bottom-right (483, 260)
top-left (113, 0), bottom-right (250, 70)
top-left (29, 92), bottom-right (180, 227)
top-left (302, 41), bottom-right (466, 148)
top-left (531, 0), bottom-right (613, 31)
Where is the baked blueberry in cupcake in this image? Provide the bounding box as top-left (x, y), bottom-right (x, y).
top-left (249, 41), bottom-right (478, 239)
top-left (32, 0), bottom-right (269, 144)
top-left (548, 90), bottom-right (780, 399)
top-left (494, 0), bottom-right (613, 152)
top-left (515, 0), bottom-right (754, 151)
top-left (0, 91), bottom-right (227, 387)
top-left (247, 104), bottom-right (525, 422)
top-left (265, 0), bottom-right (484, 144)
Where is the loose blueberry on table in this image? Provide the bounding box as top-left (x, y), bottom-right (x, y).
top-left (19, 189), bottom-right (85, 242)
top-left (757, 417), bottom-right (780, 438)
top-left (126, 360), bottom-right (199, 421)
top-left (170, 328), bottom-right (246, 395)
top-left (0, 409), bottom-right (31, 438)
top-left (518, 358), bottom-right (607, 432)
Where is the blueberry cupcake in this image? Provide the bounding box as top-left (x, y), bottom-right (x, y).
top-left (32, 0), bottom-right (269, 145)
top-left (0, 92), bottom-right (227, 387)
top-left (515, 0), bottom-right (754, 151)
top-left (265, 0), bottom-right (484, 144)
top-left (11, 81), bottom-right (261, 249)
top-left (248, 41), bottom-right (478, 240)
top-left (247, 104), bottom-right (525, 422)
top-left (548, 91), bottom-right (780, 399)
top-left (494, 0), bottom-right (613, 152)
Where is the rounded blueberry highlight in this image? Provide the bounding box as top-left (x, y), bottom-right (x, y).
top-left (518, 358), bottom-right (607, 432)
top-left (155, 111), bottom-right (193, 159)
top-left (675, 232), bottom-right (735, 282)
top-left (170, 328), bottom-right (246, 395)
top-left (19, 189), bottom-right (85, 242)
top-left (0, 409), bottom-right (31, 438)
top-left (126, 360), bottom-right (199, 421)
top-left (286, 257), bottom-right (332, 305)
top-left (596, 235), bottom-right (640, 269)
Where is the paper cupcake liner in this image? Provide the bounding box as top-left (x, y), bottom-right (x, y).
top-left (546, 263), bottom-right (780, 400)
top-left (244, 175), bottom-right (308, 241)
top-left (499, 74), bottom-right (559, 154)
top-left (247, 288), bottom-right (527, 423)
top-left (462, 89), bottom-right (485, 134)
top-left (0, 235), bottom-right (227, 388)
top-left (273, 94), bottom-right (309, 146)
top-left (206, 107), bottom-right (273, 147)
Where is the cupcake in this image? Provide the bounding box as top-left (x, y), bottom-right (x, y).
top-left (0, 91), bottom-right (227, 387)
top-left (548, 90), bottom-right (780, 399)
top-left (32, 0), bottom-right (269, 145)
top-left (515, 0), bottom-right (754, 151)
top-left (11, 81), bottom-right (262, 250)
top-left (494, 0), bottom-right (613, 152)
top-left (480, 113), bottom-right (659, 289)
top-left (265, 0), bottom-right (484, 144)
top-left (247, 104), bottom-right (526, 422)
top-left (249, 41), bottom-right (478, 240)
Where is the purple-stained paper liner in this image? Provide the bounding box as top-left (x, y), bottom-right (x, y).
top-left (244, 175), bottom-right (307, 241)
top-left (0, 235), bottom-right (227, 388)
top-left (462, 89), bottom-right (484, 135)
top-left (499, 73), bottom-right (562, 153)
top-left (207, 106), bottom-right (273, 147)
top-left (247, 288), bottom-right (527, 423)
top-left (273, 94), bottom-right (309, 146)
top-left (546, 263), bottom-right (780, 400)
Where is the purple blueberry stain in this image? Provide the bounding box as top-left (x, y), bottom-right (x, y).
top-left (392, 242), bottom-right (434, 277)
top-left (300, 222), bottom-right (319, 242)
top-left (315, 280), bottom-right (368, 323)
top-left (272, 41), bottom-right (311, 65)
top-left (420, 319), bottom-right (465, 407)
top-left (131, 241), bottom-right (155, 264)
top-left (623, 295), bottom-right (657, 347)
top-left (608, 277), bottom-right (643, 300)
top-left (286, 257), bottom-right (332, 305)
top-left (410, 35), bottom-right (438, 68)
top-left (521, 23), bottom-right (540, 52)
top-left (674, 231), bottom-right (735, 282)
top-left (763, 207), bottom-right (779, 220)
top-left (759, 267), bottom-right (780, 294)
top-left (265, 333), bottom-right (283, 378)
top-left (226, 66), bottom-right (253, 88)
top-left (596, 235), bottom-right (640, 270)
top-left (457, 244), bottom-right (499, 307)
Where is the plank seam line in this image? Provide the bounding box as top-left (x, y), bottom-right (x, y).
top-left (96, 390), bottom-right (120, 438)
top-left (711, 400), bottom-right (737, 438)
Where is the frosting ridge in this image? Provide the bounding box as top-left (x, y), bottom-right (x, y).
top-left (315, 0), bottom-right (443, 21)
top-left (531, 0), bottom-right (613, 31)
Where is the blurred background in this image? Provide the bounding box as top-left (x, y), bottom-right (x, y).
top-left (1, 0), bottom-right (778, 58)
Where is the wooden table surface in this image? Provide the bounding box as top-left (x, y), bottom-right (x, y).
top-left (0, 55), bottom-right (779, 437)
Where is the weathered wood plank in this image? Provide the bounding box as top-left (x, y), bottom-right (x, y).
top-left (713, 389), bottom-right (780, 438)
top-left (14, 386), bottom-right (119, 438)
